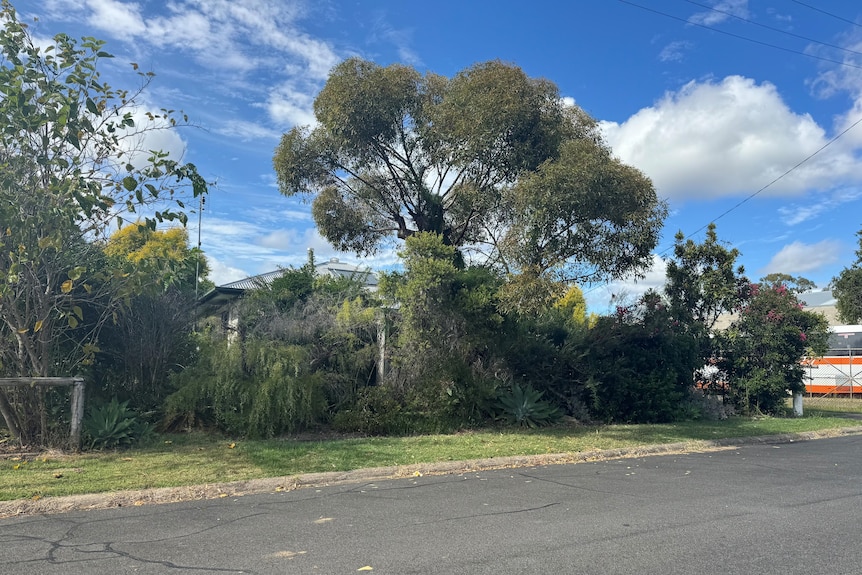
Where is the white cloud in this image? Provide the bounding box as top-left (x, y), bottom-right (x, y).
top-left (266, 85), bottom-right (317, 128)
top-left (86, 104), bottom-right (187, 174)
top-left (207, 255), bottom-right (250, 286)
top-left (761, 240), bottom-right (841, 275)
top-left (369, 16), bottom-right (421, 66)
top-left (600, 76), bottom-right (862, 200)
top-left (216, 119), bottom-right (282, 142)
top-left (778, 187), bottom-right (862, 226)
top-left (45, 0), bottom-right (340, 130)
top-left (688, 0), bottom-right (749, 26)
top-left (658, 41), bottom-right (692, 63)
top-left (85, 0), bottom-right (147, 35)
top-left (257, 227), bottom-right (331, 255)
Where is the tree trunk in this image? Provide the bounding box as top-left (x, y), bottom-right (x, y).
top-left (0, 390), bottom-right (21, 441)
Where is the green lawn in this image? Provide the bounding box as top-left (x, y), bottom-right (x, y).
top-left (2, 411), bottom-right (859, 502)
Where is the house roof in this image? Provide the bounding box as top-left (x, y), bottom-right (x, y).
top-left (219, 270), bottom-right (287, 291)
top-left (798, 290), bottom-right (837, 308)
top-left (315, 258), bottom-right (379, 288)
top-left (198, 257), bottom-right (378, 310)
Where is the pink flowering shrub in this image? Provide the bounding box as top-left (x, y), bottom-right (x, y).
top-left (717, 284), bottom-right (828, 414)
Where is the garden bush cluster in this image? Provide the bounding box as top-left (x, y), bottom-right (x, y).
top-left (0, 3), bottom-right (834, 448)
top-left (149, 232), bottom-right (827, 439)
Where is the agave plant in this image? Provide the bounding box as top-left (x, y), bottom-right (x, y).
top-left (84, 398), bottom-right (150, 449)
top-left (496, 384), bottom-right (562, 428)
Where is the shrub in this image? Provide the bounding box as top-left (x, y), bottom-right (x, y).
top-left (84, 397), bottom-right (152, 450)
top-left (162, 339), bottom-right (327, 437)
top-left (719, 283), bottom-right (829, 415)
top-left (575, 293), bottom-right (699, 423)
top-left (496, 383), bottom-right (562, 428)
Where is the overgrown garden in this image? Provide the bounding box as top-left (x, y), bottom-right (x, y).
top-left (0, 3), bottom-right (842, 451)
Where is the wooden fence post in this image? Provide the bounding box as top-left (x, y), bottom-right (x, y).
top-left (69, 378), bottom-right (85, 451)
top-left (0, 377), bottom-right (85, 450)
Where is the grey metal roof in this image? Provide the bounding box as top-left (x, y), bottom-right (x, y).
top-left (220, 270), bottom-right (287, 290)
top-left (315, 259), bottom-right (379, 286)
top-left (798, 290), bottom-right (836, 308)
top-left (199, 258), bottom-right (378, 308)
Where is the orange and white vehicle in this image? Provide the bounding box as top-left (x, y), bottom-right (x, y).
top-left (802, 325), bottom-right (862, 396)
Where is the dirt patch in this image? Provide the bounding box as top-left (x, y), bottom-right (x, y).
top-left (3, 426), bottom-right (861, 520)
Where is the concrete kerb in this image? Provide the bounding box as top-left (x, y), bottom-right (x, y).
top-left (3, 425), bottom-right (861, 519)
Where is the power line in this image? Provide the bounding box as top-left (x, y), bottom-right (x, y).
top-left (681, 0), bottom-right (862, 58)
top-left (584, 110), bottom-right (862, 299)
top-left (617, 0), bottom-right (862, 70)
top-left (674, 112), bottom-right (862, 248)
top-left (790, 1), bottom-right (862, 29)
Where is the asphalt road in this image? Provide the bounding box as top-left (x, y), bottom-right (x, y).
top-left (2, 435), bottom-right (862, 575)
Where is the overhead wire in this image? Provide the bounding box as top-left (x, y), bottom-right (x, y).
top-left (584, 111), bottom-right (862, 299)
top-left (680, 0), bottom-right (862, 58)
top-left (616, 0), bottom-right (862, 70)
top-left (584, 2), bottom-right (862, 301)
top-left (663, 112), bottom-right (862, 250)
top-left (790, 1), bottom-right (862, 29)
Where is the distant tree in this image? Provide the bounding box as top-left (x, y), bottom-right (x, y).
top-left (760, 273), bottom-right (817, 294)
top-left (718, 283), bottom-right (829, 414)
top-left (662, 223), bottom-right (750, 394)
top-left (553, 285), bottom-right (591, 327)
top-left (274, 58), bottom-right (665, 288)
top-left (664, 223), bottom-right (749, 332)
top-left (0, 3), bottom-right (206, 444)
top-left (832, 230), bottom-right (862, 324)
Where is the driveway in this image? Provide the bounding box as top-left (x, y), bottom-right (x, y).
top-left (2, 434), bottom-right (861, 574)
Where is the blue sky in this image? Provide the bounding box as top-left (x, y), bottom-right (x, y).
top-left (13, 0), bottom-right (862, 311)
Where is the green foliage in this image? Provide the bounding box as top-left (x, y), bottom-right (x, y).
top-left (501, 139), bottom-right (667, 285)
top-left (554, 285), bottom-right (591, 327)
top-left (0, 3), bottom-right (206, 445)
top-left (497, 270), bottom-right (566, 317)
top-left (496, 384), bottom-right (562, 428)
top-left (376, 234), bottom-right (513, 428)
top-left (274, 57), bottom-right (665, 289)
top-left (832, 229), bottom-right (862, 324)
top-left (664, 223), bottom-right (749, 333)
top-left (575, 293), bottom-right (700, 423)
top-left (266, 265), bottom-right (316, 310)
top-left (759, 273), bottom-right (817, 295)
top-left (96, 225), bottom-right (208, 413)
top-left (719, 283), bottom-right (829, 414)
top-left (332, 384), bottom-right (456, 436)
top-left (84, 397), bottom-right (151, 450)
top-left (104, 225), bottom-right (209, 295)
top-left (163, 339), bottom-right (327, 438)
top-left (167, 270), bottom-right (380, 437)
top-left (94, 288), bottom-right (197, 413)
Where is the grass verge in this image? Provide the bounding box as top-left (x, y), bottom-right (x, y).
top-left (1, 410), bottom-right (859, 502)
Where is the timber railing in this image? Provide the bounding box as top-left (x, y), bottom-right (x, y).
top-left (0, 377), bottom-right (85, 450)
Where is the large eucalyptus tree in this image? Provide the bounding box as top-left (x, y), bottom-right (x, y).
top-left (274, 58), bottom-right (666, 290)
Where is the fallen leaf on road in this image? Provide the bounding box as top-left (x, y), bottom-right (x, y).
top-left (268, 550), bottom-right (307, 559)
